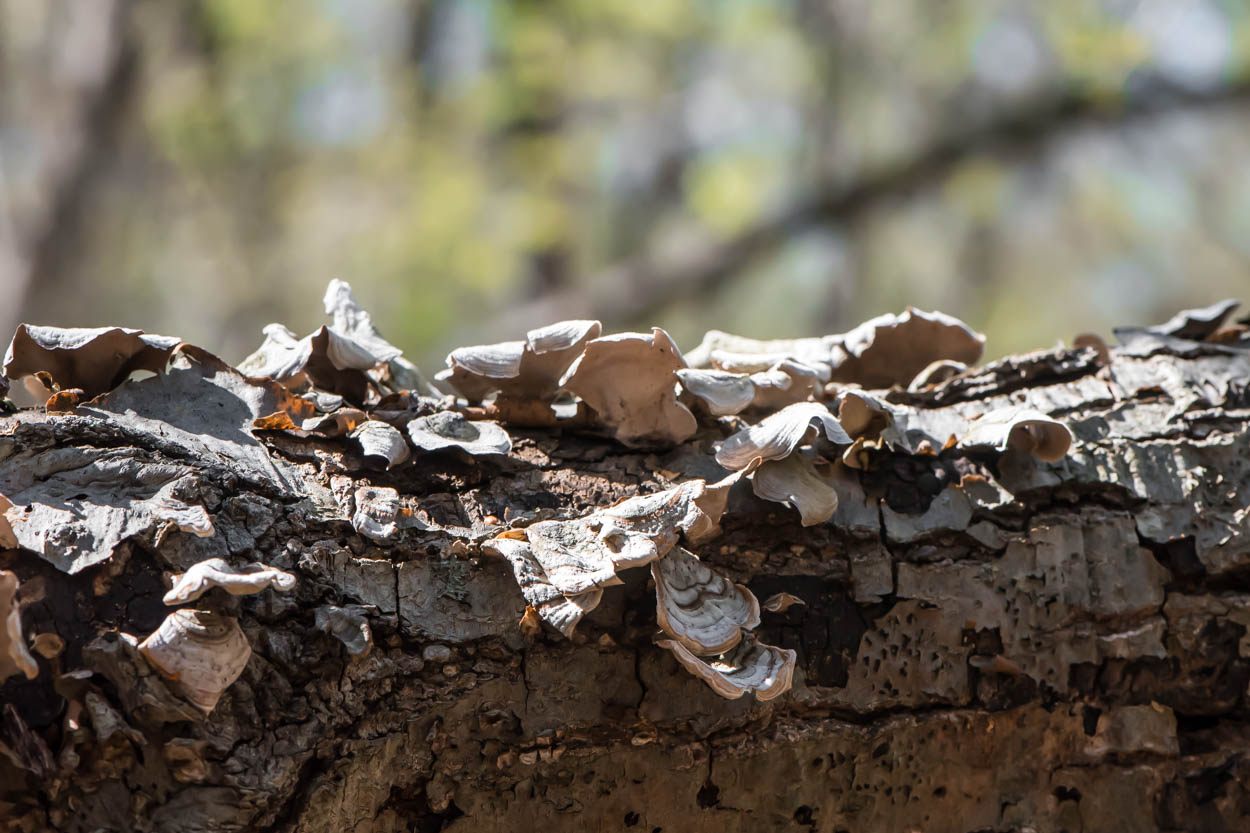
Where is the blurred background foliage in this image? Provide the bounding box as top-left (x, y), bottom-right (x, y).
top-left (3, 0), bottom-right (1250, 375)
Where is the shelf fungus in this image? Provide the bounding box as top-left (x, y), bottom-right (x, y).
top-left (323, 278), bottom-right (435, 395)
top-left (352, 485), bottom-right (401, 542)
top-left (750, 450), bottom-right (839, 526)
top-left (240, 280), bottom-right (429, 403)
top-left (138, 609), bottom-right (252, 715)
top-left (684, 308), bottom-right (984, 391)
top-left (2, 324), bottom-right (181, 400)
top-left (483, 537), bottom-right (603, 638)
top-left (714, 402), bottom-right (850, 525)
top-left (831, 307), bottom-right (985, 389)
top-left (407, 411), bottom-right (512, 456)
top-left (657, 635), bottom-right (796, 701)
top-left (677, 358), bottom-right (826, 416)
top-left (437, 320), bottom-right (601, 409)
top-left (653, 546), bottom-right (760, 655)
top-left (348, 420), bottom-right (411, 469)
top-left (715, 402), bottom-right (851, 470)
top-left (485, 478), bottom-right (733, 635)
top-left (960, 407), bottom-right (1073, 462)
top-left (1, 570), bottom-right (38, 682)
top-left (559, 328), bottom-right (697, 447)
top-left (163, 558), bottom-right (296, 605)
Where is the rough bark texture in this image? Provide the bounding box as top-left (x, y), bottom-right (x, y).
top-left (3, 335), bottom-right (1250, 833)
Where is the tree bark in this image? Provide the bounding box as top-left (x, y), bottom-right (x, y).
top-left (2, 334), bottom-right (1250, 833)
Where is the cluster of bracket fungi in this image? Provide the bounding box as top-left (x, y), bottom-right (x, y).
top-left (17, 282), bottom-right (1244, 713)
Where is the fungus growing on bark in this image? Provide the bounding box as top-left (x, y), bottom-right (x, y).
top-left (961, 407), bottom-right (1073, 462)
top-left (348, 420), bottom-right (410, 468)
top-left (0, 571), bottom-right (37, 682)
top-left (677, 359), bottom-right (826, 416)
top-left (407, 412), bottom-right (513, 456)
top-left (485, 479), bottom-right (733, 635)
top-left (715, 402), bottom-right (851, 526)
top-left (437, 319), bottom-right (601, 408)
top-left (323, 279), bottom-right (434, 394)
top-left (163, 558), bottom-right (296, 605)
top-left (2, 324), bottom-right (181, 399)
top-left (352, 485), bottom-right (401, 542)
top-left (907, 359), bottom-right (968, 391)
top-left (483, 536), bottom-right (604, 637)
top-left (653, 546), bottom-right (760, 655)
top-left (675, 369), bottom-right (756, 416)
top-left (138, 609), bottom-right (252, 715)
top-left (684, 308), bottom-right (984, 390)
top-left (240, 280), bottom-right (430, 403)
top-left (657, 635), bottom-right (796, 701)
top-left (751, 451), bottom-right (839, 526)
top-left (831, 307), bottom-right (986, 389)
top-left (560, 328), bottom-right (697, 447)
top-left (762, 592), bottom-right (805, 613)
top-left (715, 402), bottom-right (851, 470)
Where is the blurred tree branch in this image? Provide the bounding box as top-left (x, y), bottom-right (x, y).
top-left (0, 0), bottom-right (137, 339)
top-left (500, 75), bottom-right (1250, 335)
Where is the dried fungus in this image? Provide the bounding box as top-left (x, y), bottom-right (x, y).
top-left (138, 609), bottom-right (252, 715)
top-left (560, 328), bottom-right (696, 447)
top-left (163, 558), bottom-right (296, 605)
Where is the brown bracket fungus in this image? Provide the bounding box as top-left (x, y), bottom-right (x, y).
top-left (559, 328), bottom-right (697, 447)
top-left (138, 609), bottom-right (252, 715)
top-left (437, 319), bottom-right (601, 408)
top-left (163, 558), bottom-right (296, 605)
top-left (657, 635), bottom-right (796, 701)
top-left (407, 411), bottom-right (512, 456)
top-left (0, 571), bottom-right (37, 682)
top-left (653, 546), bottom-right (760, 655)
top-left (2, 324), bottom-right (180, 400)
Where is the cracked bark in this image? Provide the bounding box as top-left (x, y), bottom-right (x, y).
top-left (3, 336), bottom-right (1250, 833)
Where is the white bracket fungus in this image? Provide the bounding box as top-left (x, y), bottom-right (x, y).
top-left (657, 635), bottom-right (796, 701)
top-left (407, 412), bottom-right (513, 456)
top-left (437, 319), bottom-right (601, 406)
top-left (653, 546), bottom-right (760, 655)
top-left (751, 451), bottom-right (839, 526)
top-left (715, 402), bottom-right (851, 471)
top-left (239, 280), bottom-right (431, 403)
top-left (163, 558), bottom-right (296, 605)
top-left (2, 324), bottom-right (180, 400)
top-left (560, 328), bottom-right (697, 447)
top-left (348, 420), bottom-right (411, 469)
top-left (960, 407), bottom-right (1073, 462)
top-left (138, 609), bottom-right (252, 715)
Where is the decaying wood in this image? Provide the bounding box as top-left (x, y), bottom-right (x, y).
top-left (2, 291), bottom-right (1250, 833)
